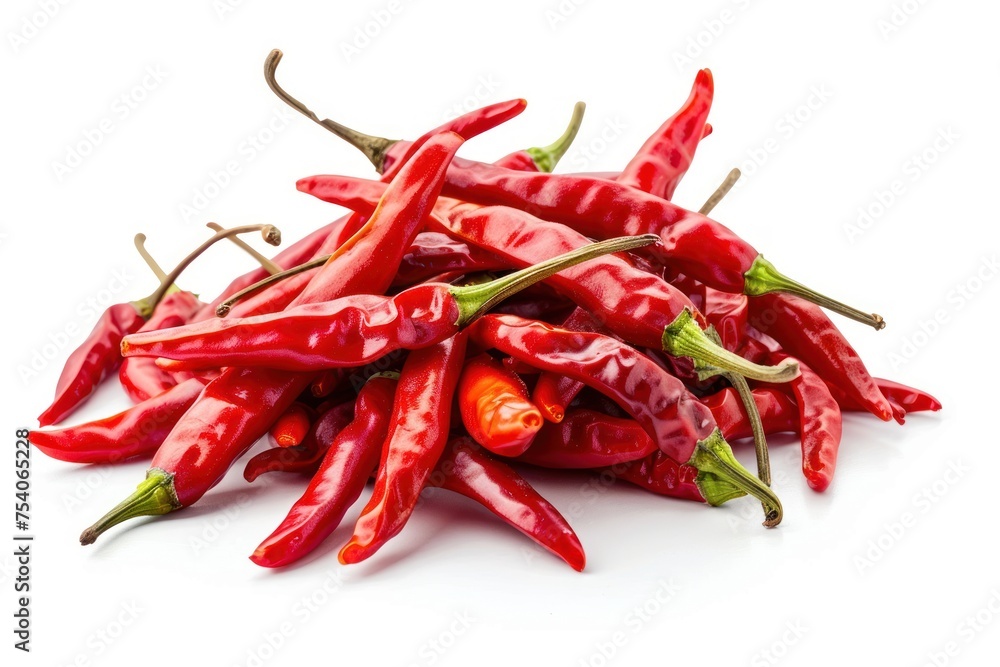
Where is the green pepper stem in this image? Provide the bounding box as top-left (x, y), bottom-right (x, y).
top-left (140, 224), bottom-right (280, 317)
top-left (662, 308), bottom-right (799, 383)
top-left (690, 429), bottom-right (782, 527)
top-left (207, 222), bottom-right (281, 275)
top-left (133, 234), bottom-right (168, 283)
top-left (699, 168), bottom-right (741, 216)
top-left (264, 49), bottom-right (396, 171)
top-left (744, 255), bottom-right (886, 331)
top-left (451, 234), bottom-right (660, 325)
top-left (216, 252), bottom-right (331, 317)
top-left (79, 469), bottom-right (181, 545)
top-left (698, 326), bottom-right (771, 491)
top-left (526, 101), bottom-right (586, 172)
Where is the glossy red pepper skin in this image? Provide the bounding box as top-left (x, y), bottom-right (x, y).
top-left (765, 352), bottom-right (843, 492)
top-left (30, 378), bottom-right (206, 464)
top-left (427, 437), bottom-right (585, 571)
top-left (339, 334), bottom-right (468, 564)
top-left (250, 377), bottom-right (397, 568)
top-left (432, 163), bottom-right (760, 292)
top-left (518, 387), bottom-right (797, 470)
top-left (391, 232), bottom-right (506, 288)
top-left (123, 284), bottom-right (462, 372)
top-left (119, 291), bottom-right (203, 403)
top-left (380, 99), bottom-right (526, 178)
top-left (517, 409), bottom-right (658, 469)
top-left (618, 68), bottom-right (714, 200)
top-left (748, 293), bottom-right (891, 421)
top-left (246, 400), bottom-right (355, 482)
top-left (531, 307), bottom-right (608, 423)
top-left (457, 354), bottom-right (543, 457)
top-left (875, 378), bottom-right (941, 414)
top-left (611, 453), bottom-right (705, 502)
top-left (38, 302), bottom-right (147, 426)
top-left (469, 315), bottom-right (717, 464)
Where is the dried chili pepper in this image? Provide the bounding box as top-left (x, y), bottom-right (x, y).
top-left (748, 293), bottom-right (892, 421)
top-left (30, 378), bottom-right (207, 464)
top-left (764, 352), bottom-right (843, 492)
top-left (79, 134), bottom-right (465, 546)
top-left (468, 314), bottom-right (782, 525)
top-left (121, 235), bottom-right (660, 372)
top-left (250, 376), bottom-right (397, 568)
top-left (427, 437), bottom-right (585, 571)
top-left (457, 354), bottom-right (542, 457)
top-left (339, 334), bottom-right (469, 564)
top-left (617, 68), bottom-right (714, 199)
top-left (38, 225), bottom-right (280, 426)
top-left (531, 307), bottom-right (609, 423)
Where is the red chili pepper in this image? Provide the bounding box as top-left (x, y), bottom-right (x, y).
top-left (426, 437), bottom-right (585, 571)
top-left (468, 314), bottom-right (782, 524)
top-left (121, 236), bottom-right (659, 372)
top-left (79, 134), bottom-right (466, 546)
top-left (747, 293), bottom-right (892, 421)
top-left (874, 378), bottom-right (941, 413)
top-left (762, 351), bottom-right (843, 492)
top-left (119, 290), bottom-right (203, 403)
top-left (250, 376), bottom-right (397, 568)
top-left (268, 402), bottom-right (315, 448)
top-left (339, 333), bottom-right (468, 564)
top-left (39, 224), bottom-right (281, 427)
top-left (30, 378), bottom-right (206, 464)
top-left (457, 354), bottom-right (543, 457)
top-left (617, 69), bottom-right (714, 199)
top-left (38, 302), bottom-right (149, 427)
top-left (245, 400), bottom-right (355, 482)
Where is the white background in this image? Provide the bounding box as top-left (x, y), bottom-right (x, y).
top-left (3, 1), bottom-right (997, 665)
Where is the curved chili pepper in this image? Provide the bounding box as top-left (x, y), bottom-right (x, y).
top-left (39, 224), bottom-right (281, 426)
top-left (121, 236), bottom-right (659, 372)
top-left (457, 354), bottom-right (542, 457)
top-left (119, 290), bottom-right (203, 403)
top-left (339, 333), bottom-right (468, 564)
top-left (875, 378), bottom-right (941, 413)
top-left (38, 302), bottom-right (148, 427)
top-left (468, 314), bottom-right (782, 524)
top-left (763, 352), bottom-right (843, 492)
top-left (250, 377), bottom-right (397, 568)
top-left (268, 402), bottom-right (315, 448)
top-left (246, 400), bottom-right (355, 482)
top-left (30, 378), bottom-right (206, 464)
top-left (79, 133), bottom-right (466, 546)
top-left (748, 293), bottom-right (892, 421)
top-left (427, 437), bottom-right (585, 571)
top-left (617, 68), bottom-right (714, 199)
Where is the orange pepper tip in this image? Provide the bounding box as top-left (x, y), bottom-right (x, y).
top-left (337, 540), bottom-right (370, 565)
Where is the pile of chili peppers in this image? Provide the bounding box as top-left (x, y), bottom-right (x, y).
top-left (29, 50), bottom-right (940, 572)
